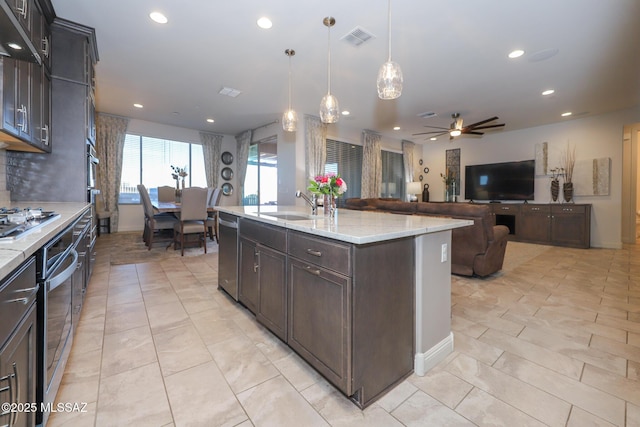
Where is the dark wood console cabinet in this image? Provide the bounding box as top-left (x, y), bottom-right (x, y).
top-left (488, 203), bottom-right (591, 248)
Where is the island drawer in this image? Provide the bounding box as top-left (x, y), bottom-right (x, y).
top-left (288, 231), bottom-right (351, 276)
top-left (239, 218), bottom-right (287, 252)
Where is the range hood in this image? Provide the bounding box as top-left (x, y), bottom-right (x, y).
top-left (0, 0), bottom-right (41, 64)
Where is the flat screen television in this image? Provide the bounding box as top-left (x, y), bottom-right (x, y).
top-left (464, 159), bottom-right (535, 201)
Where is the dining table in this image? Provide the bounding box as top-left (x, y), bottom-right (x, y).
top-left (151, 199), bottom-right (217, 213)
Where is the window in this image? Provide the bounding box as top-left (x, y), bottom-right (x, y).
top-left (243, 137), bottom-right (278, 205)
top-left (325, 140), bottom-right (404, 204)
top-left (325, 139), bottom-right (362, 206)
top-left (381, 150), bottom-right (405, 199)
top-left (119, 134), bottom-right (206, 204)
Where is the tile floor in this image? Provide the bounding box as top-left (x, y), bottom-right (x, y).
top-left (47, 235), bottom-right (640, 426)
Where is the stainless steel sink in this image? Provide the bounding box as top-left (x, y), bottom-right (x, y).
top-left (264, 212), bottom-right (316, 221)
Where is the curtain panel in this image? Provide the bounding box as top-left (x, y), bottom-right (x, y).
top-left (95, 113), bottom-right (129, 232)
top-left (361, 130), bottom-right (382, 198)
top-left (402, 140), bottom-right (415, 184)
top-left (235, 130), bottom-right (252, 205)
top-left (304, 115), bottom-right (327, 181)
top-left (199, 132), bottom-right (223, 188)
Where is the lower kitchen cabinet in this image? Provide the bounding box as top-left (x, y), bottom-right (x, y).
top-left (288, 257), bottom-right (350, 392)
top-left (238, 220), bottom-right (287, 341)
top-left (237, 216), bottom-right (414, 408)
top-left (0, 257), bottom-right (37, 427)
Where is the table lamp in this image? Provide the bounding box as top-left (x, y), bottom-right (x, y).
top-left (406, 181), bottom-right (421, 202)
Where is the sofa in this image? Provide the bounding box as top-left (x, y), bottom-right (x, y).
top-left (344, 198), bottom-right (510, 277)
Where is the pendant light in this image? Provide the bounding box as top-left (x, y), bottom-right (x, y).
top-left (320, 16), bottom-right (339, 123)
top-left (377, 0), bottom-right (403, 100)
top-left (282, 49), bottom-right (297, 132)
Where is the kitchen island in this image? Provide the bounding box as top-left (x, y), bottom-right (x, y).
top-left (217, 205), bottom-right (471, 407)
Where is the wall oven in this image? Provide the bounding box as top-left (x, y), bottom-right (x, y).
top-left (36, 219), bottom-right (80, 426)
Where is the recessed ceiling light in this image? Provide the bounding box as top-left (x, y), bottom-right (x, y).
top-left (561, 112), bottom-right (572, 117)
top-left (7, 42), bottom-right (22, 50)
top-left (257, 17), bottom-right (272, 29)
top-left (341, 111), bottom-right (350, 116)
top-left (393, 126), bottom-right (400, 131)
top-left (133, 103), bottom-right (143, 108)
top-left (430, 137), bottom-right (437, 141)
top-left (508, 49), bottom-right (525, 59)
top-left (149, 11), bottom-right (168, 24)
top-left (542, 89), bottom-right (555, 96)
top-left (206, 118), bottom-right (215, 123)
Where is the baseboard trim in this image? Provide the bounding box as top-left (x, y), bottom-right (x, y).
top-left (414, 332), bottom-right (454, 376)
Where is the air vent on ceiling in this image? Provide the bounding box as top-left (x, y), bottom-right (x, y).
top-left (219, 87), bottom-right (242, 98)
top-left (341, 26), bottom-right (375, 46)
top-left (417, 111), bottom-right (437, 119)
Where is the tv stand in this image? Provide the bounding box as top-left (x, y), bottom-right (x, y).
top-left (484, 203), bottom-right (591, 248)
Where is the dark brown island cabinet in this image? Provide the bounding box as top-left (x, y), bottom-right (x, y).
top-left (237, 217), bottom-right (415, 408)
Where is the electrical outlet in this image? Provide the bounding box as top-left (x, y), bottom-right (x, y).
top-left (441, 243), bottom-right (448, 263)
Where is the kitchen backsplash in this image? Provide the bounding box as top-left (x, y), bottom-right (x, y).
top-left (0, 150), bottom-right (10, 204)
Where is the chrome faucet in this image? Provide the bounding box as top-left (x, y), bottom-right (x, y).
top-left (295, 191), bottom-right (317, 215)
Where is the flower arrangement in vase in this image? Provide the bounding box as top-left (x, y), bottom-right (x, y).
top-left (561, 144), bottom-right (575, 203)
top-left (171, 165), bottom-right (188, 189)
top-left (440, 169), bottom-right (456, 202)
top-left (549, 167), bottom-right (563, 202)
top-left (308, 173), bottom-right (348, 217)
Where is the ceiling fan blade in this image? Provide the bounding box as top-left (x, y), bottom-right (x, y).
top-left (471, 123), bottom-right (505, 130)
top-left (465, 116), bottom-right (499, 129)
top-left (413, 130), bottom-right (449, 135)
top-left (465, 131), bottom-right (484, 135)
top-left (421, 125), bottom-right (450, 130)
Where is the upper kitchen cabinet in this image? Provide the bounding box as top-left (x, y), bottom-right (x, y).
top-left (0, 0), bottom-right (53, 152)
top-left (51, 18), bottom-right (98, 146)
top-left (6, 17), bottom-right (97, 202)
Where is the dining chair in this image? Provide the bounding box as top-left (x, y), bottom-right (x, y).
top-left (157, 185), bottom-right (176, 202)
top-left (205, 188), bottom-right (222, 242)
top-left (95, 192), bottom-right (112, 236)
top-left (137, 184), bottom-right (178, 250)
top-left (172, 187), bottom-right (209, 256)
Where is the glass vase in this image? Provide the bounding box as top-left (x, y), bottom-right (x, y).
top-left (323, 194), bottom-right (336, 217)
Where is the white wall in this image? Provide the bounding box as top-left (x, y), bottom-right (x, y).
top-left (420, 106), bottom-right (640, 249)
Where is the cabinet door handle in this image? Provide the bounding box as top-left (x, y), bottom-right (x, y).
top-left (16, 0), bottom-right (27, 19)
top-left (306, 248), bottom-right (322, 257)
top-left (17, 105), bottom-right (28, 133)
top-left (11, 363), bottom-right (19, 426)
top-left (6, 285), bottom-right (39, 305)
top-left (253, 263), bottom-right (259, 273)
top-left (42, 36), bottom-right (50, 58)
top-left (42, 124), bottom-right (50, 145)
top-left (305, 266), bottom-right (321, 276)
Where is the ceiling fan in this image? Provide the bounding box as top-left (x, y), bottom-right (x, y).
top-left (413, 113), bottom-right (505, 140)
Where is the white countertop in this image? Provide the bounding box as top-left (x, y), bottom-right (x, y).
top-left (217, 205), bottom-right (472, 244)
top-left (0, 202), bottom-right (90, 279)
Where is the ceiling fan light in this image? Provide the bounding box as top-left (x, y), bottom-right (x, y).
top-left (377, 61), bottom-right (403, 100)
top-left (450, 129), bottom-right (462, 137)
top-left (320, 93), bottom-right (340, 123)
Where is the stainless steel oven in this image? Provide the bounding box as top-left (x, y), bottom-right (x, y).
top-left (36, 220), bottom-right (80, 426)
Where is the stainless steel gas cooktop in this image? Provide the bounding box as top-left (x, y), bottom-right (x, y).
top-left (0, 208), bottom-right (60, 241)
